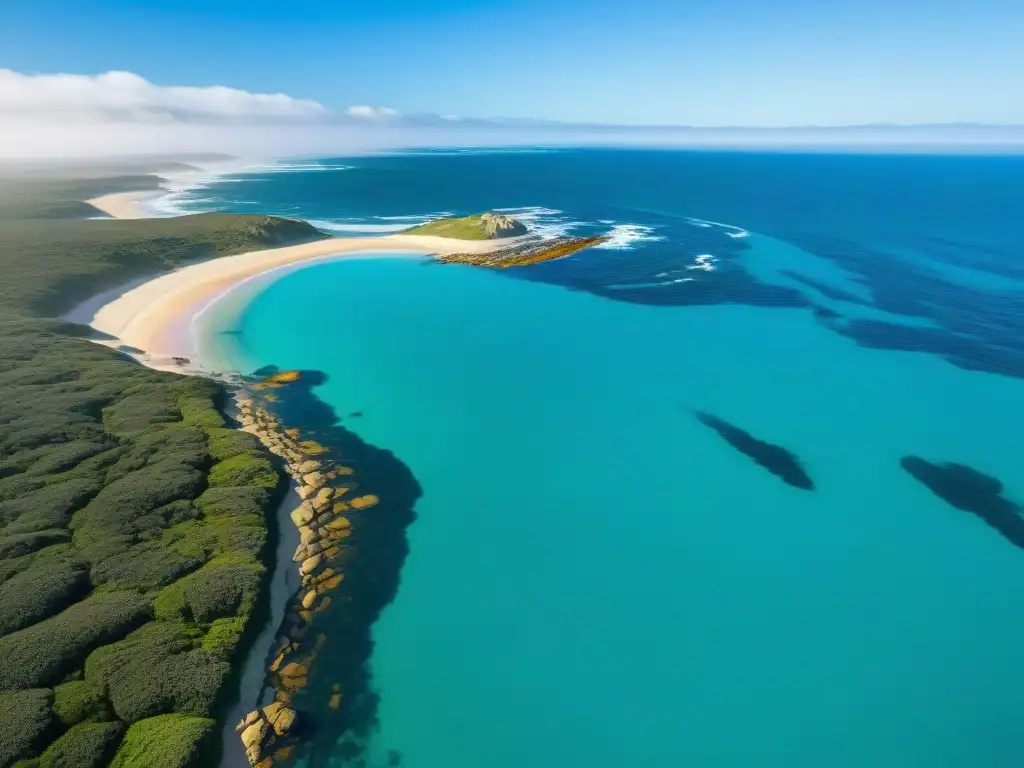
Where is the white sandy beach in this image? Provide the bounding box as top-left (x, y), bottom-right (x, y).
top-left (81, 194), bottom-right (515, 366)
top-left (86, 190), bottom-right (164, 219)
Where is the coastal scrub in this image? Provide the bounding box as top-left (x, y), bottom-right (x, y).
top-left (0, 173), bottom-right (323, 765)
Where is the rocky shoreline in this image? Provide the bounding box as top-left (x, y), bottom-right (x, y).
top-left (230, 372), bottom-right (380, 767)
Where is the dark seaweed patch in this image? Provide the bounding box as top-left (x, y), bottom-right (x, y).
top-left (900, 456), bottom-right (1024, 549)
top-left (695, 411), bottom-right (814, 490)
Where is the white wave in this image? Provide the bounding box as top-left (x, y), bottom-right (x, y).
top-left (685, 254), bottom-right (717, 272)
top-left (598, 219), bottom-right (615, 225)
top-left (594, 223), bottom-right (664, 250)
top-left (685, 217), bottom-right (749, 238)
top-left (494, 206), bottom-right (581, 240)
top-left (374, 212), bottom-right (453, 221)
top-left (308, 220), bottom-right (410, 234)
top-left (142, 158), bottom-right (354, 216)
top-left (606, 276), bottom-right (695, 290)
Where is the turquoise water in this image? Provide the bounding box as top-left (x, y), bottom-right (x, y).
top-left (206, 233), bottom-right (1024, 767)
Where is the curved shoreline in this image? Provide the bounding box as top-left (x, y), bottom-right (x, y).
top-left (86, 233), bottom-right (516, 361)
top-left (76, 192), bottom-right (522, 767)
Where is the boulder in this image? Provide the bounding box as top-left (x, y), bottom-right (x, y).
top-left (302, 471), bottom-right (327, 489)
top-left (297, 460), bottom-right (321, 475)
top-left (350, 494), bottom-right (379, 510)
top-left (290, 504), bottom-right (314, 527)
top-left (312, 487), bottom-right (334, 510)
top-left (241, 718), bottom-right (269, 765)
top-left (235, 710), bottom-right (260, 732)
top-left (300, 554), bottom-right (322, 575)
top-left (280, 662), bottom-right (308, 691)
top-left (326, 516), bottom-right (351, 531)
top-left (263, 701), bottom-right (297, 736)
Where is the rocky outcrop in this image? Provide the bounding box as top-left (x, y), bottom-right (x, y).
top-left (480, 211), bottom-right (528, 238)
top-left (233, 380), bottom-right (377, 767)
top-left (236, 701), bottom-right (298, 766)
top-left (438, 233), bottom-right (609, 268)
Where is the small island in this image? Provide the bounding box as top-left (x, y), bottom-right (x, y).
top-left (405, 211), bottom-right (529, 240)
top-left (408, 211), bottom-right (608, 268)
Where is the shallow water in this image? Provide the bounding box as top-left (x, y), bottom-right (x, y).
top-left (205, 231), bottom-right (1024, 767)
top-left (182, 148), bottom-right (1024, 767)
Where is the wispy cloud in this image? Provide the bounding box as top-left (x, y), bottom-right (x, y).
top-left (0, 69), bottom-right (1021, 159)
top-left (0, 69), bottom-right (331, 125)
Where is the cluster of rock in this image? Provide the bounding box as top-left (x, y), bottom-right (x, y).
top-left (438, 233), bottom-right (609, 268)
top-left (480, 211), bottom-right (529, 238)
top-left (234, 387), bottom-right (379, 767)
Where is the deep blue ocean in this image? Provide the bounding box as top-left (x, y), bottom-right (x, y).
top-left (175, 149), bottom-right (1024, 768)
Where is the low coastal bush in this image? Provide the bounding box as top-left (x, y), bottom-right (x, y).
top-left (0, 553), bottom-right (90, 635)
top-left (195, 485), bottom-right (272, 519)
top-left (53, 680), bottom-right (113, 726)
top-left (0, 689), bottom-right (54, 765)
top-left (0, 591), bottom-right (151, 690)
top-left (0, 176), bottom-right (305, 763)
top-left (85, 621), bottom-right (229, 722)
top-left (37, 721), bottom-right (124, 768)
top-left (154, 558), bottom-right (262, 623)
top-left (0, 478), bottom-right (102, 534)
top-left (108, 713), bottom-right (215, 768)
top-left (208, 452), bottom-right (279, 488)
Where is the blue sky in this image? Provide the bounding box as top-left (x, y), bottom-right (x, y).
top-left (1, 0), bottom-right (1022, 126)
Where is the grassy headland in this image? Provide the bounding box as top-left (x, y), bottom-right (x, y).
top-left (0, 172), bottom-right (324, 768)
top-left (404, 211), bottom-right (528, 240)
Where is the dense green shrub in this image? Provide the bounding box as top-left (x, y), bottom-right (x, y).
top-left (0, 530), bottom-right (71, 560)
top-left (0, 591), bottom-right (151, 690)
top-left (178, 396), bottom-right (226, 430)
top-left (208, 453), bottom-right (278, 488)
top-left (0, 554), bottom-right (90, 635)
top-left (26, 440), bottom-right (114, 477)
top-left (195, 485), bottom-right (271, 518)
top-left (154, 560), bottom-right (261, 623)
top-left (53, 680), bottom-right (112, 726)
top-left (89, 539), bottom-right (202, 591)
top-left (86, 622), bottom-right (229, 722)
top-left (0, 689), bottom-right (53, 765)
top-left (101, 389), bottom-right (183, 436)
top-left (0, 478), bottom-right (102, 534)
top-left (72, 464), bottom-right (205, 554)
top-left (108, 713), bottom-right (215, 768)
top-left (166, 517), bottom-right (267, 562)
top-left (201, 617), bottom-right (246, 658)
top-left (38, 721), bottom-right (123, 768)
top-left (205, 427), bottom-right (262, 461)
top-left (0, 179), bottom-right (303, 765)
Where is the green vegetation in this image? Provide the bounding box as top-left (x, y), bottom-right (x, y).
top-left (0, 689), bottom-right (53, 766)
top-left (0, 172), bottom-right (313, 766)
top-left (37, 721), bottom-right (124, 768)
top-left (405, 211), bottom-right (528, 240)
top-left (109, 714), bottom-right (214, 768)
top-left (53, 681), bottom-right (112, 726)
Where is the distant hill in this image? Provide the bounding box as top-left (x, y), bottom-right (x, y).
top-left (405, 212), bottom-right (528, 240)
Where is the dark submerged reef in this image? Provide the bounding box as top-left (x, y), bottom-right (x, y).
top-left (695, 412), bottom-right (815, 491)
top-left (232, 369), bottom-right (420, 768)
top-left (900, 457), bottom-right (1024, 549)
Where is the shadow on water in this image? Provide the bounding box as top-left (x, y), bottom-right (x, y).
top-left (251, 367), bottom-right (421, 768)
top-left (695, 411), bottom-right (815, 491)
top-left (900, 456), bottom-right (1024, 550)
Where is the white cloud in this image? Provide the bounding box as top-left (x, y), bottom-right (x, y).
top-left (343, 105), bottom-right (400, 119)
top-left (0, 69), bottom-right (330, 124)
top-left (0, 69), bottom-right (1020, 160)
